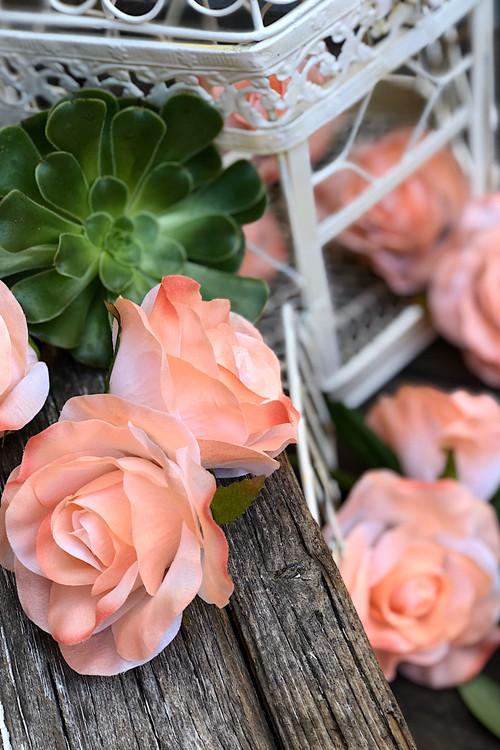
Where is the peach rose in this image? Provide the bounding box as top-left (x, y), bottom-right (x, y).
top-left (336, 470), bottom-right (500, 688)
top-left (109, 275), bottom-right (299, 477)
top-left (240, 210), bottom-right (289, 281)
top-left (429, 195), bottom-right (500, 386)
top-left (367, 385), bottom-right (500, 501)
top-left (315, 128), bottom-right (468, 294)
top-left (0, 280), bottom-right (49, 436)
top-left (0, 394), bottom-right (233, 675)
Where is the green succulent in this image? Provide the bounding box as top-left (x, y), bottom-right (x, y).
top-left (0, 90), bottom-right (268, 366)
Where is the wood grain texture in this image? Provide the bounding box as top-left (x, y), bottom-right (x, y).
top-left (0, 349), bottom-right (415, 750)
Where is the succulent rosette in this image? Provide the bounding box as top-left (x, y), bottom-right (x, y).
top-left (0, 90), bottom-right (267, 366)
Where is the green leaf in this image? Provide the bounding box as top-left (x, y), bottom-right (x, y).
top-left (138, 236), bottom-right (185, 278)
top-left (55, 233), bottom-right (100, 278)
top-left (157, 94), bottom-right (223, 163)
top-left (183, 145), bottom-right (222, 188)
top-left (161, 214), bottom-right (242, 267)
top-left (439, 449), bottom-right (458, 480)
top-left (184, 262), bottom-right (268, 322)
top-left (232, 193), bottom-right (268, 225)
top-left (54, 89), bottom-right (119, 175)
top-left (0, 190), bottom-right (82, 252)
top-left (36, 151), bottom-right (89, 221)
top-left (210, 475), bottom-right (266, 525)
top-left (458, 675), bottom-right (500, 739)
top-left (29, 278), bottom-right (100, 348)
top-left (84, 212), bottom-right (113, 247)
top-left (99, 252), bottom-right (134, 293)
top-left (69, 286), bottom-right (113, 367)
top-left (89, 177), bottom-right (128, 217)
top-left (12, 263), bottom-right (98, 323)
top-left (46, 99), bottom-right (107, 184)
top-left (186, 160), bottom-right (266, 216)
top-left (0, 244), bottom-right (55, 276)
top-left (132, 163), bottom-right (192, 214)
top-left (132, 213), bottom-right (159, 246)
top-left (0, 126), bottom-right (42, 201)
top-left (21, 111), bottom-right (52, 156)
top-left (326, 400), bottom-right (403, 474)
top-left (111, 107), bottom-right (166, 193)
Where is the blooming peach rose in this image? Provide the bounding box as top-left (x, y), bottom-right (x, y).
top-left (367, 385), bottom-right (500, 501)
top-left (0, 394), bottom-right (233, 675)
top-left (314, 128), bottom-right (468, 294)
top-left (109, 275), bottom-right (299, 477)
top-left (240, 210), bottom-right (289, 281)
top-left (429, 195), bottom-right (500, 386)
top-left (335, 470), bottom-right (500, 688)
top-left (0, 280), bottom-right (49, 436)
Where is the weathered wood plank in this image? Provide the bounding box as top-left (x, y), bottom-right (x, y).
top-left (0, 349), bottom-right (415, 749)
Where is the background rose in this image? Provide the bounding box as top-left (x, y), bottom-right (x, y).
top-left (336, 470), bottom-right (500, 688)
top-left (109, 275), bottom-right (299, 477)
top-left (0, 280), bottom-right (49, 436)
top-left (367, 385), bottom-right (500, 500)
top-left (315, 128), bottom-right (468, 294)
top-left (429, 195), bottom-right (500, 386)
top-left (0, 394), bottom-right (233, 675)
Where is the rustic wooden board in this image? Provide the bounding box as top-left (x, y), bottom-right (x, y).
top-left (0, 349), bottom-right (416, 750)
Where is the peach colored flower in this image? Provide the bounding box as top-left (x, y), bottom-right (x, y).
top-left (0, 394), bottom-right (233, 675)
top-left (335, 470), bottom-right (500, 688)
top-left (109, 275), bottom-right (299, 477)
top-left (429, 195), bottom-right (500, 386)
top-left (314, 128), bottom-right (468, 294)
top-left (0, 280), bottom-right (49, 436)
top-left (367, 385), bottom-right (500, 501)
top-left (240, 210), bottom-right (289, 281)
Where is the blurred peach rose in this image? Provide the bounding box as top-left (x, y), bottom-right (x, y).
top-left (315, 128), bottom-right (468, 294)
top-left (0, 394), bottom-right (233, 675)
top-left (335, 470), bottom-right (500, 688)
top-left (367, 385), bottom-right (500, 501)
top-left (240, 210), bottom-right (289, 281)
top-left (109, 275), bottom-right (299, 477)
top-left (0, 280), bottom-right (49, 436)
top-left (429, 194), bottom-right (500, 386)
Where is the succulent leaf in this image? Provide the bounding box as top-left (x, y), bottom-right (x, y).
top-left (0, 90), bottom-right (268, 366)
top-left (0, 191), bottom-right (81, 251)
top-left (46, 100), bottom-right (106, 184)
top-left (111, 108), bottom-right (166, 192)
top-left (0, 126), bottom-right (41, 200)
top-left (55, 234), bottom-right (100, 278)
top-left (131, 163), bottom-right (192, 214)
top-left (29, 278), bottom-right (101, 348)
top-left (13, 264), bottom-right (97, 323)
top-left (89, 177), bottom-right (128, 217)
top-left (36, 152), bottom-right (89, 221)
top-left (156, 94), bottom-right (223, 162)
top-left (21, 111), bottom-right (52, 156)
top-left (0, 245), bottom-right (55, 276)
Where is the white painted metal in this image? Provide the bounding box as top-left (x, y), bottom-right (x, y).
top-left (0, 0), bottom-right (497, 522)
